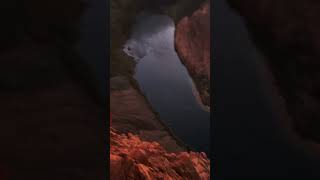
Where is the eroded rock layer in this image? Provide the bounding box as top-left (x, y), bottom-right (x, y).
top-left (110, 128), bottom-right (210, 180)
top-left (175, 1), bottom-right (210, 106)
top-left (110, 76), bottom-right (185, 152)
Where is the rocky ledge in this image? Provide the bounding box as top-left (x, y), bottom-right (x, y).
top-left (175, 1), bottom-right (210, 107)
top-left (110, 128), bottom-right (210, 180)
top-left (110, 76), bottom-right (185, 152)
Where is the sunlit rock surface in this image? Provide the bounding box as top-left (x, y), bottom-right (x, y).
top-left (175, 1), bottom-right (210, 106)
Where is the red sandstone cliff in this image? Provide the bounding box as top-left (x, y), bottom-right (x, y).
top-left (175, 1), bottom-right (210, 106)
top-left (0, 2), bottom-right (106, 178)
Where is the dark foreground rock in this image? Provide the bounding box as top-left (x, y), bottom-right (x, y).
top-left (0, 40), bottom-right (105, 180)
top-left (226, 0), bottom-right (320, 144)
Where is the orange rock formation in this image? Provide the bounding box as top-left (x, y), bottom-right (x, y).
top-left (175, 1), bottom-right (210, 106)
top-left (110, 129), bottom-right (210, 180)
top-left (110, 114), bottom-right (210, 180)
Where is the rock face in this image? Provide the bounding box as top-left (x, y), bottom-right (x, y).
top-left (175, 1), bottom-right (210, 106)
top-left (226, 0), bottom-right (320, 143)
top-left (110, 128), bottom-right (210, 180)
top-left (110, 76), bottom-right (184, 152)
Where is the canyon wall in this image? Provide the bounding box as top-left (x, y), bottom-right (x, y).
top-left (175, 1), bottom-right (210, 106)
top-left (226, 0), bottom-right (320, 143)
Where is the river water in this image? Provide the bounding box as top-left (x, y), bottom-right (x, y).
top-left (124, 13), bottom-right (210, 155)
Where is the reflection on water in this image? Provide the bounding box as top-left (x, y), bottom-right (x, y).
top-left (124, 13), bottom-right (210, 155)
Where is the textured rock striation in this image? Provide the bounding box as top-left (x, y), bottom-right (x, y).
top-left (110, 97), bottom-right (210, 179)
top-left (110, 128), bottom-right (210, 180)
top-left (110, 76), bottom-right (185, 152)
top-left (175, 1), bottom-right (210, 106)
top-left (226, 0), bottom-right (320, 143)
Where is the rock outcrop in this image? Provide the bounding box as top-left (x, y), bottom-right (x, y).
top-left (110, 76), bottom-right (185, 152)
top-left (110, 128), bottom-right (210, 180)
top-left (175, 1), bottom-right (210, 106)
top-left (226, 0), bottom-right (320, 143)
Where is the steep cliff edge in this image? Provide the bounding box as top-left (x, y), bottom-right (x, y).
top-left (175, 1), bottom-right (210, 107)
top-left (226, 0), bottom-right (320, 143)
